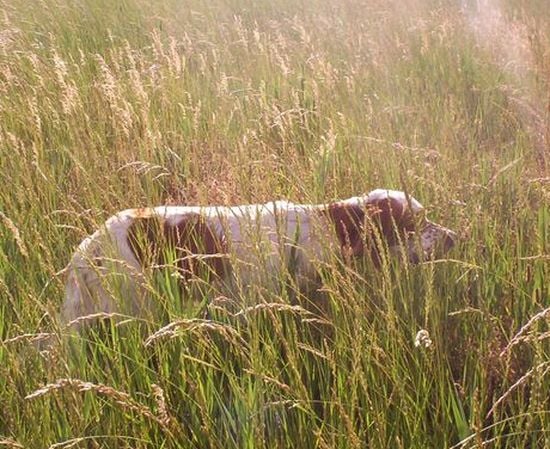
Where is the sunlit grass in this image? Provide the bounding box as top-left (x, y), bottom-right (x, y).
top-left (0, 0), bottom-right (548, 447)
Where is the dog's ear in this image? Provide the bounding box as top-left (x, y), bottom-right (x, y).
top-left (326, 203), bottom-right (366, 258)
top-left (365, 195), bottom-right (418, 267)
top-left (366, 196), bottom-right (408, 245)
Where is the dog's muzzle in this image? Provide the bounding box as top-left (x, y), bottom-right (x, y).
top-left (408, 221), bottom-right (457, 263)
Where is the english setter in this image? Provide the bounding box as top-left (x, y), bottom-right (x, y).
top-left (62, 189), bottom-right (456, 328)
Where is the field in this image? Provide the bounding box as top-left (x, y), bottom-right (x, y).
top-left (0, 0), bottom-right (549, 447)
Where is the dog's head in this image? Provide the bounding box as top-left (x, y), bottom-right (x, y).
top-left (326, 189), bottom-right (456, 265)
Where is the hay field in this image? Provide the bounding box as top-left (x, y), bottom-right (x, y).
top-left (0, 0), bottom-right (548, 447)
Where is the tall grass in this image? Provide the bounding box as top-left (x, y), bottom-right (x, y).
top-left (0, 0), bottom-right (548, 447)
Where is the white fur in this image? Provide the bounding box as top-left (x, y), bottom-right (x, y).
top-left (62, 201), bottom-right (330, 327)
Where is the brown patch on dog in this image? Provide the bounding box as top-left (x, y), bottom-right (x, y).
top-left (164, 214), bottom-right (228, 281)
top-left (127, 213), bottom-right (228, 283)
top-left (367, 197), bottom-right (416, 244)
top-left (365, 196), bottom-right (416, 266)
top-left (320, 197), bottom-right (419, 267)
top-left (322, 203), bottom-right (366, 259)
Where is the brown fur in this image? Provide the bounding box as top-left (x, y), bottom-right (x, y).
top-left (323, 197), bottom-right (417, 267)
top-left (367, 196), bottom-right (415, 244)
top-left (127, 213), bottom-right (228, 285)
top-left (366, 197), bottom-right (411, 267)
top-left (323, 203), bottom-right (366, 259)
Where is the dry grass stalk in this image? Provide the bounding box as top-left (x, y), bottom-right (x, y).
top-left (64, 312), bottom-right (140, 329)
top-left (151, 383), bottom-right (172, 428)
top-left (296, 342), bottom-right (329, 360)
top-left (0, 439), bottom-right (24, 449)
top-left (263, 399), bottom-right (306, 411)
top-left (233, 302), bottom-right (313, 318)
top-left (25, 378), bottom-right (169, 430)
top-left (243, 368), bottom-right (292, 393)
top-left (301, 317), bottom-right (334, 327)
top-left (0, 211), bottom-right (28, 257)
top-left (2, 332), bottom-right (55, 345)
top-left (49, 438), bottom-right (86, 449)
top-left (335, 398), bottom-right (362, 449)
top-left (144, 318), bottom-right (246, 348)
top-left (486, 361), bottom-right (550, 419)
top-left (500, 307), bottom-right (550, 356)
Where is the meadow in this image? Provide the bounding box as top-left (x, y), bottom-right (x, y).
top-left (0, 0), bottom-right (548, 447)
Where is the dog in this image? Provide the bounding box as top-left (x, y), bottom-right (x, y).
top-left (62, 189), bottom-right (456, 329)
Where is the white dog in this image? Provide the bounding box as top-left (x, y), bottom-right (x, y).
top-left (62, 189), bottom-right (456, 328)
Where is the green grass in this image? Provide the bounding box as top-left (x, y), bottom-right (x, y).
top-left (0, 0), bottom-right (548, 447)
